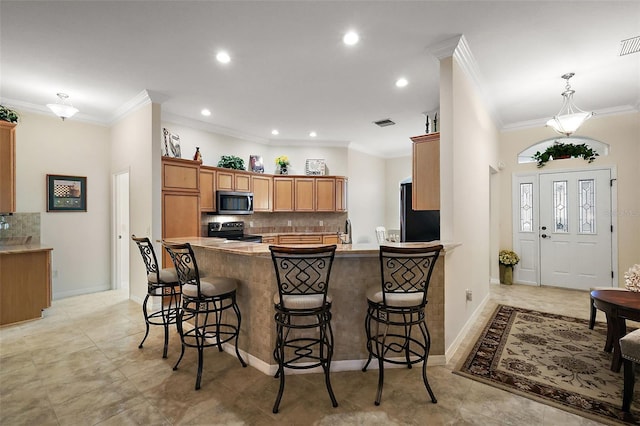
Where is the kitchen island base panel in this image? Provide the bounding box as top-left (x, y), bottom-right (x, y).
top-left (191, 245), bottom-right (444, 369)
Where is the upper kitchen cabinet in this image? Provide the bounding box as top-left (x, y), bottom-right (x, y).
top-left (199, 166), bottom-right (216, 212)
top-left (0, 122), bottom-right (17, 213)
top-left (162, 157), bottom-right (200, 193)
top-left (294, 177), bottom-right (315, 211)
top-left (315, 178), bottom-right (335, 212)
top-left (252, 174), bottom-right (273, 212)
top-left (335, 177), bottom-right (347, 212)
top-left (273, 177), bottom-right (294, 212)
top-left (216, 169), bottom-right (251, 192)
top-left (411, 133), bottom-right (440, 210)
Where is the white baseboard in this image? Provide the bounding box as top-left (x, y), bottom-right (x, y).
top-left (53, 284), bottom-right (111, 300)
top-left (444, 292), bottom-right (490, 363)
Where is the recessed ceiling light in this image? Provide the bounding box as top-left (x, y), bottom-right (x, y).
top-left (395, 78), bottom-right (408, 88)
top-left (309, 131), bottom-right (317, 137)
top-left (216, 51), bottom-right (231, 64)
top-left (201, 109), bottom-right (211, 116)
top-left (271, 129), bottom-right (279, 136)
top-left (343, 31), bottom-right (359, 46)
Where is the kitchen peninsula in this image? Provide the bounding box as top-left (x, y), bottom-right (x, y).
top-left (164, 237), bottom-right (455, 374)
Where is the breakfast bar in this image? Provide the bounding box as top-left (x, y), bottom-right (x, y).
top-left (164, 237), bottom-right (453, 374)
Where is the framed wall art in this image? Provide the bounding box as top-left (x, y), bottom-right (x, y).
top-left (305, 159), bottom-right (326, 175)
top-left (47, 175), bottom-right (87, 212)
top-left (250, 155), bottom-right (264, 173)
top-left (162, 127), bottom-right (182, 158)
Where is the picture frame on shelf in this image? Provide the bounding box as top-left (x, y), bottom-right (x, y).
top-left (47, 174), bottom-right (87, 212)
top-left (250, 155), bottom-right (264, 173)
top-left (162, 128), bottom-right (181, 158)
top-left (305, 159), bottom-right (326, 176)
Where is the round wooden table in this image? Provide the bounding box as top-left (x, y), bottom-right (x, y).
top-left (591, 289), bottom-right (640, 372)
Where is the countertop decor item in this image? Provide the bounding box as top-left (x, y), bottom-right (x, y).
top-left (217, 155), bottom-right (245, 170)
top-left (46, 174), bottom-right (87, 212)
top-left (162, 128), bottom-right (181, 158)
top-left (250, 155), bottom-right (264, 173)
top-left (275, 155), bottom-right (289, 174)
top-left (305, 159), bottom-right (325, 175)
top-left (532, 141), bottom-right (598, 168)
top-left (624, 264), bottom-right (640, 292)
top-left (0, 105), bottom-right (19, 123)
top-left (193, 147), bottom-right (202, 162)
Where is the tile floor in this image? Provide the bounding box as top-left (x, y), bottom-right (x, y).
top-left (0, 284), bottom-right (609, 425)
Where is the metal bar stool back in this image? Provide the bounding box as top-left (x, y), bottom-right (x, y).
top-left (269, 245), bottom-right (338, 413)
top-left (164, 242), bottom-right (247, 390)
top-left (363, 244), bottom-right (443, 405)
top-left (132, 235), bottom-right (180, 359)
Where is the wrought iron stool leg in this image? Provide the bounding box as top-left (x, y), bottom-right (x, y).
top-left (232, 298), bottom-right (247, 367)
top-left (419, 320), bottom-right (437, 403)
top-left (138, 293), bottom-right (151, 349)
top-left (362, 309), bottom-right (374, 372)
top-left (323, 316), bottom-right (338, 408)
top-left (173, 308), bottom-right (185, 371)
top-left (273, 320), bottom-right (286, 413)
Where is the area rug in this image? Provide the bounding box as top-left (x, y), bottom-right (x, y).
top-left (455, 304), bottom-right (639, 425)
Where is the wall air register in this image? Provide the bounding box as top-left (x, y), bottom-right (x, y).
top-left (373, 118), bottom-right (396, 127)
top-left (620, 36), bottom-right (640, 56)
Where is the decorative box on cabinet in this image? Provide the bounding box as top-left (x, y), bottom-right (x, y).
top-left (411, 133), bottom-right (440, 210)
top-left (0, 121), bottom-right (17, 213)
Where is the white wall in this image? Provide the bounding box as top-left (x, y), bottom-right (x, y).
top-left (111, 103), bottom-right (156, 304)
top-left (384, 156), bottom-right (412, 230)
top-left (439, 55), bottom-right (500, 354)
top-left (15, 111), bottom-right (111, 299)
top-left (347, 149), bottom-right (386, 243)
top-left (162, 121), bottom-right (348, 176)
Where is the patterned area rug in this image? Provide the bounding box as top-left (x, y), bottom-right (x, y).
top-left (455, 305), bottom-right (639, 425)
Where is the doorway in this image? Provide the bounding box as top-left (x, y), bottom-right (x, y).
top-left (114, 171), bottom-right (130, 290)
top-left (512, 168), bottom-right (614, 290)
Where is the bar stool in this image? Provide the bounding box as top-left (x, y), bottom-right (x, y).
top-left (269, 245), bottom-right (338, 413)
top-left (164, 242), bottom-right (247, 390)
top-left (132, 235), bottom-right (180, 359)
top-left (621, 328), bottom-right (640, 412)
top-left (363, 244), bottom-right (443, 406)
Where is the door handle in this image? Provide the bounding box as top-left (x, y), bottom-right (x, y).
top-left (541, 234), bottom-right (551, 239)
top-left (118, 235), bottom-right (122, 239)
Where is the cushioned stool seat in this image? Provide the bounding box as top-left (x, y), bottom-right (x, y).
top-left (621, 329), bottom-right (640, 411)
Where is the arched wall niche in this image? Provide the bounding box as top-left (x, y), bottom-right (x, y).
top-left (517, 136), bottom-right (609, 164)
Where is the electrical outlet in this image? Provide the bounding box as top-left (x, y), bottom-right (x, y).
top-left (465, 289), bottom-right (473, 301)
top-left (287, 220), bottom-right (292, 226)
top-left (249, 221), bottom-right (254, 227)
top-left (319, 220), bottom-right (323, 227)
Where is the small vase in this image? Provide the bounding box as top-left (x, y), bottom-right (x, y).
top-left (279, 165), bottom-right (288, 175)
top-left (503, 266), bottom-right (513, 285)
top-left (193, 147), bottom-right (202, 162)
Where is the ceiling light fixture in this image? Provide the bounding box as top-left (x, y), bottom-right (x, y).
top-left (271, 129), bottom-right (279, 136)
top-left (216, 51), bottom-right (231, 64)
top-left (545, 73), bottom-right (593, 137)
top-left (395, 77), bottom-right (408, 88)
top-left (309, 131), bottom-right (317, 137)
top-left (201, 109), bottom-right (211, 116)
top-left (46, 93), bottom-right (78, 121)
top-left (343, 31), bottom-right (359, 46)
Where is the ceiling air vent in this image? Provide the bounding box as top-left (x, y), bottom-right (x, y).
top-left (373, 118), bottom-right (395, 127)
top-left (620, 36), bottom-right (640, 56)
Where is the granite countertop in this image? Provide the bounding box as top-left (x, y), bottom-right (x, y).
top-left (164, 237), bottom-right (459, 257)
top-left (0, 243), bottom-right (54, 254)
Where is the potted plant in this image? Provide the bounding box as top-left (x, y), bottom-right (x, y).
top-left (275, 155), bottom-right (290, 174)
top-left (0, 105), bottom-right (19, 123)
top-left (532, 142), bottom-right (598, 168)
top-left (217, 155), bottom-right (245, 170)
top-left (498, 249), bottom-right (520, 285)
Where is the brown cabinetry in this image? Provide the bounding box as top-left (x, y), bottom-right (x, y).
top-left (335, 177), bottom-right (347, 212)
top-left (294, 178), bottom-right (315, 211)
top-left (315, 178), bottom-right (336, 212)
top-left (252, 175), bottom-right (273, 212)
top-left (162, 157), bottom-right (199, 193)
top-left (0, 122), bottom-right (17, 213)
top-left (0, 248), bottom-right (52, 325)
top-left (199, 166), bottom-right (216, 212)
top-left (278, 234), bottom-right (323, 245)
top-left (216, 169), bottom-right (251, 192)
top-left (261, 236), bottom-right (277, 244)
top-left (322, 235), bottom-right (339, 244)
top-left (411, 133), bottom-right (440, 210)
top-left (273, 177), bottom-right (294, 212)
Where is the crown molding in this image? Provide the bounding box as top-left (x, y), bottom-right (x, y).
top-left (109, 90), bottom-right (169, 124)
top-left (162, 112), bottom-right (270, 144)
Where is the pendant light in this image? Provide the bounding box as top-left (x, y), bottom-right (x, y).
top-left (46, 93), bottom-right (79, 121)
top-left (545, 73), bottom-right (593, 137)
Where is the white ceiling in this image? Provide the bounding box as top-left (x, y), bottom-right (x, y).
top-left (1, 1), bottom-right (638, 157)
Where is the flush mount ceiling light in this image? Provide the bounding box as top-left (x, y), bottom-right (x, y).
top-left (545, 73), bottom-right (593, 137)
top-left (309, 131), bottom-right (317, 137)
top-left (46, 93), bottom-right (79, 121)
top-left (271, 129), bottom-right (279, 136)
top-left (216, 51), bottom-right (231, 64)
top-left (201, 108), bottom-right (211, 116)
top-left (395, 77), bottom-right (408, 88)
top-left (343, 31), bottom-right (359, 46)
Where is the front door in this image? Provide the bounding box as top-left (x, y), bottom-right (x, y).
top-left (513, 168), bottom-right (614, 290)
top-left (538, 169), bottom-right (612, 290)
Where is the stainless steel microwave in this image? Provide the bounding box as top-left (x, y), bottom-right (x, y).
top-left (216, 191), bottom-right (254, 215)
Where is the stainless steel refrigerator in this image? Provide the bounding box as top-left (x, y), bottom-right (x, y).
top-left (400, 183), bottom-right (440, 242)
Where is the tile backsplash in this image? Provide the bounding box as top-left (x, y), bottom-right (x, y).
top-left (0, 213), bottom-right (41, 243)
top-left (200, 212), bottom-right (348, 236)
